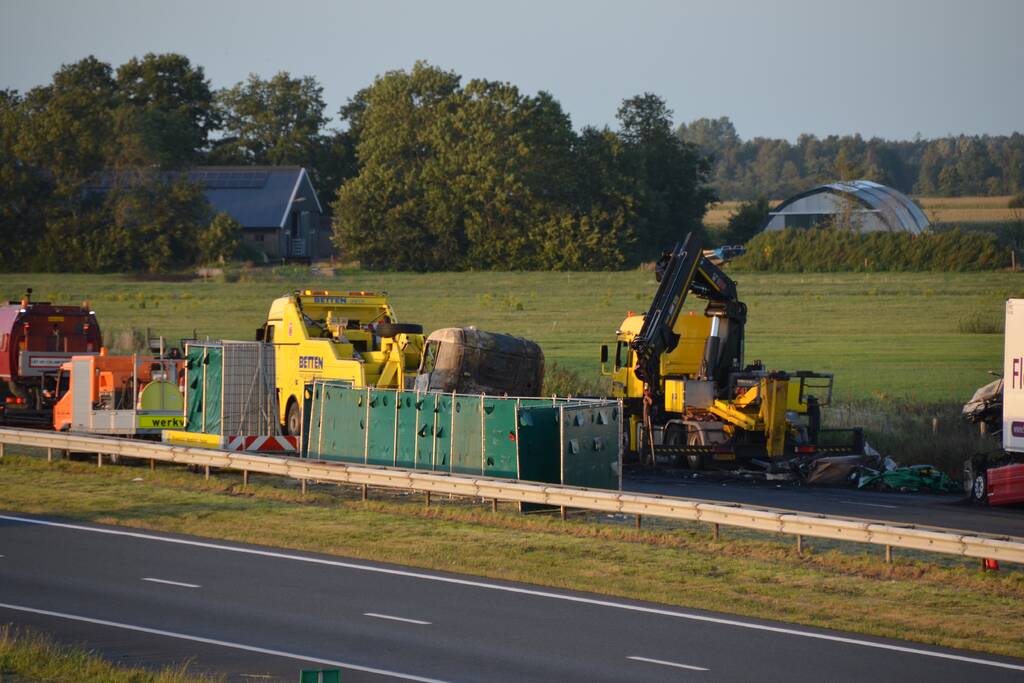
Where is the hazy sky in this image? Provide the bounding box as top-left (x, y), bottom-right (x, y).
top-left (1, 0), bottom-right (1020, 141)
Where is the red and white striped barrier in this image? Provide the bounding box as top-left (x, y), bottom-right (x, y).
top-left (222, 435), bottom-right (299, 453)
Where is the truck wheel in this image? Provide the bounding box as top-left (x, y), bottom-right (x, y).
top-left (286, 400), bottom-right (302, 437)
top-left (376, 322), bottom-right (423, 338)
top-left (970, 470), bottom-right (988, 505)
top-left (685, 425), bottom-right (705, 471)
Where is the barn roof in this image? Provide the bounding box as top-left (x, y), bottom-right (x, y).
top-left (86, 166), bottom-right (323, 230)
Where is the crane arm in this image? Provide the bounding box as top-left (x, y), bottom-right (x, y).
top-left (630, 233), bottom-right (741, 385)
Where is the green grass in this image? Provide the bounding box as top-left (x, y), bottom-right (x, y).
top-left (1, 453), bottom-right (1023, 660)
top-left (2, 269), bottom-right (1019, 402)
top-left (0, 623), bottom-right (219, 682)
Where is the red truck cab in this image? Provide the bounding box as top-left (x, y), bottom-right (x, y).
top-left (0, 289), bottom-right (102, 418)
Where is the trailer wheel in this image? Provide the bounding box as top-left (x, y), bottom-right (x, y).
top-left (285, 399), bottom-right (302, 437)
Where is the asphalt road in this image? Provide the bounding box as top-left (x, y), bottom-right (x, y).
top-left (1, 514), bottom-right (1022, 682)
top-left (623, 471), bottom-right (1024, 538)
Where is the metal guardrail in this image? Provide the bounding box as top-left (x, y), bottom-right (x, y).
top-left (1, 427), bottom-right (1023, 565)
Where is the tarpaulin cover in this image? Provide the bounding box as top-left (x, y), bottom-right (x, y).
top-left (858, 464), bottom-right (960, 493)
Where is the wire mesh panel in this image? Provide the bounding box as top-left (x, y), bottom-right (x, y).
top-left (184, 341), bottom-right (279, 436)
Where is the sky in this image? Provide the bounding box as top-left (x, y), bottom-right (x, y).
top-left (1, 0), bottom-right (1021, 141)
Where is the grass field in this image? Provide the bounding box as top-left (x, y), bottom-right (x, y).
top-left (1, 270), bottom-right (1016, 403)
top-left (2, 453), bottom-right (1022, 659)
top-left (0, 623), bottom-right (216, 682)
top-left (705, 196), bottom-right (1021, 228)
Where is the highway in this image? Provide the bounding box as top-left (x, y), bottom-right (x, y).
top-left (1, 513), bottom-right (1022, 682)
top-left (624, 471), bottom-right (1024, 538)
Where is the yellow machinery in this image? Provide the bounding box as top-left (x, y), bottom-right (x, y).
top-left (601, 235), bottom-right (860, 469)
top-left (258, 289), bottom-right (424, 434)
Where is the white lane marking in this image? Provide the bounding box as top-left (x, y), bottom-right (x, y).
top-left (142, 577), bottom-right (201, 588)
top-left (628, 656), bottom-right (708, 671)
top-left (840, 501), bottom-right (899, 509)
top-left (3, 514), bottom-right (1023, 673)
top-left (0, 602), bottom-right (454, 683)
top-left (365, 612), bottom-right (431, 625)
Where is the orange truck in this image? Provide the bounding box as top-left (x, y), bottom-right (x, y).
top-left (53, 351), bottom-right (184, 436)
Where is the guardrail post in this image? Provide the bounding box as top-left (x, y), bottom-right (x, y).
top-left (424, 491), bottom-right (431, 508)
top-left (150, 458), bottom-right (155, 471)
top-left (796, 534), bottom-right (803, 555)
top-left (361, 484), bottom-right (368, 501)
top-left (204, 465), bottom-right (210, 481)
top-left (301, 479), bottom-right (307, 496)
top-left (560, 506), bottom-right (567, 521)
top-left (0, 442), bottom-right (5, 458)
top-left (635, 514), bottom-right (642, 529)
top-left (97, 453), bottom-right (103, 468)
top-left (243, 470), bottom-right (249, 487)
top-left (47, 448), bottom-right (53, 463)
top-left (492, 498), bottom-right (498, 513)
top-left (712, 523), bottom-right (720, 541)
top-left (886, 545), bottom-right (893, 564)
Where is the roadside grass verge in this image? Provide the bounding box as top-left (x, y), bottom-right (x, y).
top-left (1, 453), bottom-right (1022, 659)
top-left (0, 624), bottom-right (218, 682)
top-left (825, 400), bottom-right (993, 476)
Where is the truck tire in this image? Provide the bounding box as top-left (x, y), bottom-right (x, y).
top-left (375, 322), bottom-right (423, 338)
top-left (286, 399), bottom-right (302, 437)
top-left (970, 469), bottom-right (988, 505)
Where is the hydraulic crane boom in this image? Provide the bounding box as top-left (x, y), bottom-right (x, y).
top-left (630, 233), bottom-right (742, 388)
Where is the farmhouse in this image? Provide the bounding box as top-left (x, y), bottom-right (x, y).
top-left (193, 166), bottom-right (330, 261)
top-left (763, 180), bottom-right (930, 233)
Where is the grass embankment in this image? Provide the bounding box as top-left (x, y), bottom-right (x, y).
top-left (2, 453), bottom-right (1023, 659)
top-left (0, 624), bottom-right (217, 682)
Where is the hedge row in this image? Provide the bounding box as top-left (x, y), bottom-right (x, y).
top-left (732, 228), bottom-right (1009, 272)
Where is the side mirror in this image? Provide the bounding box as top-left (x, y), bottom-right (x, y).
top-left (600, 345), bottom-right (609, 363)
top-left (255, 325), bottom-right (266, 342)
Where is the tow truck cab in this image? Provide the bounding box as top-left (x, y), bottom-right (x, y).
top-left (257, 289), bottom-right (424, 435)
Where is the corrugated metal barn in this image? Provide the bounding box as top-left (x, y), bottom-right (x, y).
top-left (763, 180), bottom-right (930, 233)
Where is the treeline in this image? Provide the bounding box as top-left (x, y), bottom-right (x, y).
top-left (1, 55), bottom-right (713, 272)
top-left (734, 228), bottom-right (1007, 272)
top-left (679, 117), bottom-right (1024, 200)
top-left (0, 54), bottom-right (351, 272)
top-left (333, 62), bottom-right (712, 269)
top-left (4, 54), bottom-right (1023, 273)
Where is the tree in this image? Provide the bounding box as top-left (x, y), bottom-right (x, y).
top-left (97, 174), bottom-right (212, 272)
top-left (200, 212), bottom-right (242, 263)
top-left (722, 197), bottom-right (771, 245)
top-left (114, 53), bottom-right (216, 168)
top-left (616, 93), bottom-right (715, 260)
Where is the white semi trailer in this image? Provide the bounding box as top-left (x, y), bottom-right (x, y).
top-left (965, 299), bottom-right (1024, 505)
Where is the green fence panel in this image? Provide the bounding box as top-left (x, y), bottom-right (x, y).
top-left (561, 404), bottom-right (619, 490)
top-left (516, 406), bottom-right (561, 485)
top-left (202, 346), bottom-right (222, 434)
top-left (433, 393), bottom-right (452, 471)
top-left (451, 395), bottom-right (482, 475)
top-left (318, 384), bottom-right (366, 463)
top-left (366, 388), bottom-right (396, 466)
top-left (394, 391), bottom-right (417, 468)
top-left (414, 392), bottom-right (437, 469)
top-left (483, 398), bottom-right (519, 479)
top-left (185, 346), bottom-right (205, 432)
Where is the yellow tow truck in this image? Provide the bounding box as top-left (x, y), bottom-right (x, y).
top-left (601, 234), bottom-right (862, 470)
top-left (257, 289), bottom-right (424, 434)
